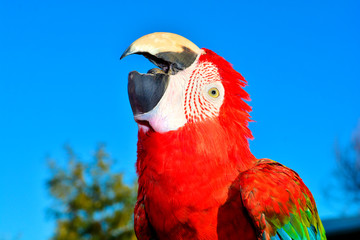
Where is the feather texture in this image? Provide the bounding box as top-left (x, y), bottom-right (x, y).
top-left (237, 159), bottom-right (326, 240)
top-left (133, 49), bottom-right (326, 240)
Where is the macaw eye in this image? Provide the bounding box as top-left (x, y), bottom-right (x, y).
top-left (208, 87), bottom-right (220, 98)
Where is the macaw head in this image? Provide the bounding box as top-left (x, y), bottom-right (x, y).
top-left (122, 32), bottom-right (252, 134)
top-left (121, 33), bottom-right (254, 166)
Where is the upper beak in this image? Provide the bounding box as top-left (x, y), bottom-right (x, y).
top-left (120, 32), bottom-right (201, 74)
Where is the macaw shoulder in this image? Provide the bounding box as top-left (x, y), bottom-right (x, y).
top-left (234, 159), bottom-right (326, 240)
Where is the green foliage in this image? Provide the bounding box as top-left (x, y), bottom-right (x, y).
top-left (47, 145), bottom-right (137, 240)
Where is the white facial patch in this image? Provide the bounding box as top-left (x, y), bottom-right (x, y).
top-left (184, 62), bottom-right (224, 123)
top-left (135, 55), bottom-right (225, 133)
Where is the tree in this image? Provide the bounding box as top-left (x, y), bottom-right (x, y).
top-left (332, 122), bottom-right (360, 215)
top-left (47, 145), bottom-right (137, 240)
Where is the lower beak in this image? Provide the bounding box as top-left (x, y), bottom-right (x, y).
top-left (128, 71), bottom-right (169, 116)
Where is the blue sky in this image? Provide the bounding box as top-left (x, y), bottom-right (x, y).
top-left (0, 0), bottom-right (359, 239)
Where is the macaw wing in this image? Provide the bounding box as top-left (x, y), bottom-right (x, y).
top-left (238, 159), bottom-right (326, 240)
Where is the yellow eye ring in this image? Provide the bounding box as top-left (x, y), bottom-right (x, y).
top-left (208, 87), bottom-right (220, 98)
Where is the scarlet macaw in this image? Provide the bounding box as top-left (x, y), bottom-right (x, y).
top-left (121, 32), bottom-right (326, 240)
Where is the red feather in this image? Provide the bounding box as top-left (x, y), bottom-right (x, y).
top-left (134, 49), bottom-right (325, 240)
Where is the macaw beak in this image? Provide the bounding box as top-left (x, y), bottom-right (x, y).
top-left (121, 32), bottom-right (201, 116)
